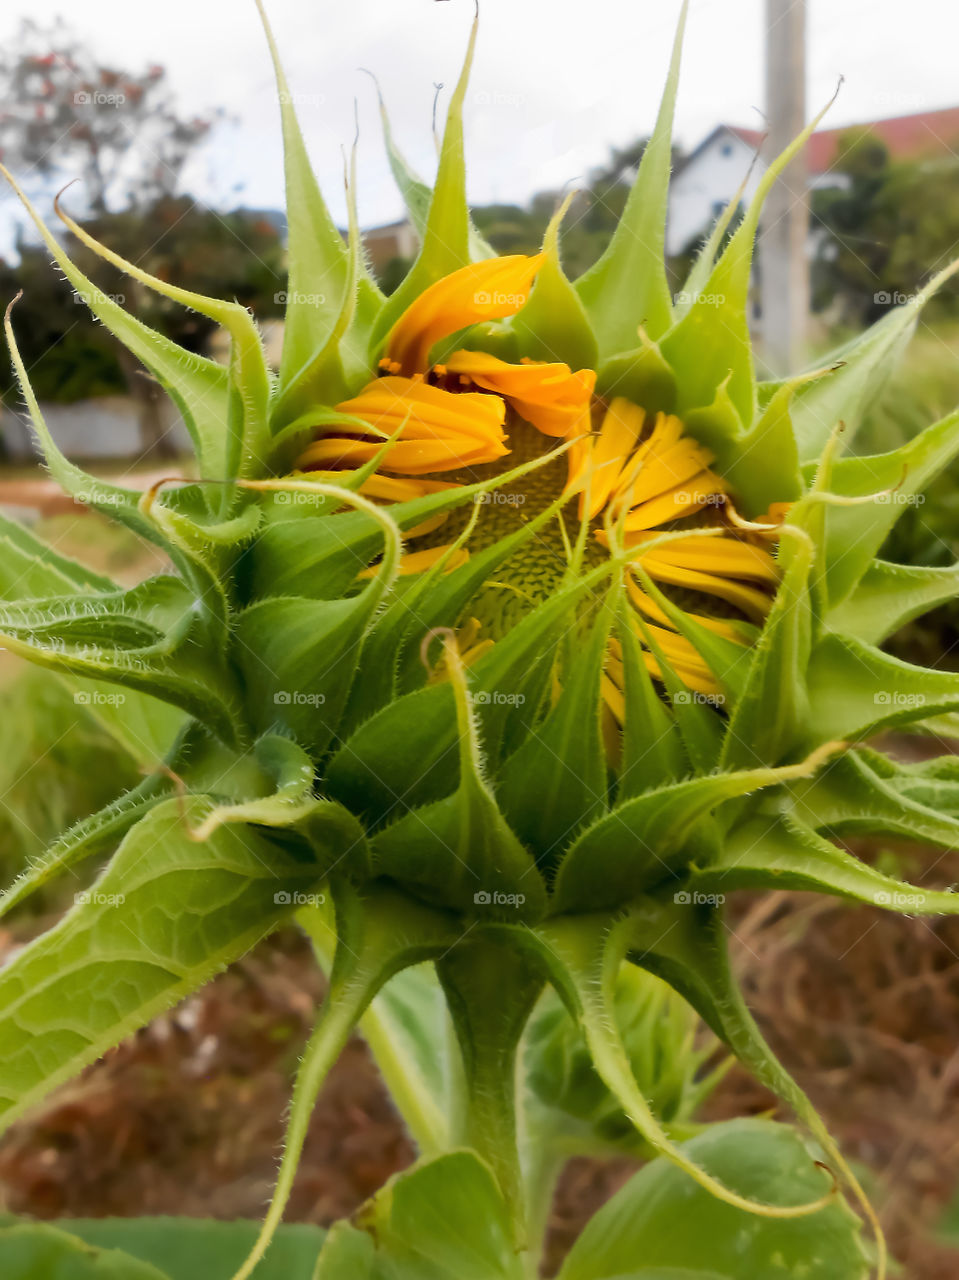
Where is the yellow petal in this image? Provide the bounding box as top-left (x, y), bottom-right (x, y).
top-left (567, 398), bottom-right (646, 519)
top-left (386, 254), bottom-right (545, 375)
top-left (444, 349), bottom-right (596, 437)
top-left (297, 376), bottom-right (509, 477)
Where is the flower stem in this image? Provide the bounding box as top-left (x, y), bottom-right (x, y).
top-left (437, 932), bottom-right (545, 1252)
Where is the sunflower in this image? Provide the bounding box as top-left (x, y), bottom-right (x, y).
top-left (297, 255), bottom-right (784, 702)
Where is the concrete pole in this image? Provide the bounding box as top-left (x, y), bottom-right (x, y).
top-left (762, 0), bottom-right (808, 373)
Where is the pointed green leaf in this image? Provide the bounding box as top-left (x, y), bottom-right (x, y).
top-left (255, 0), bottom-right (352, 406)
top-left (496, 602), bottom-right (613, 862)
top-left (692, 812), bottom-right (959, 915)
top-left (827, 558), bottom-right (959, 645)
top-left (557, 1119), bottom-right (869, 1280)
top-left (812, 406), bottom-right (959, 605)
top-left (56, 1218), bottom-right (326, 1280)
top-left (785, 255), bottom-right (959, 461)
top-left (359, 1151), bottom-right (527, 1280)
top-left (574, 2), bottom-right (687, 350)
top-left (806, 632), bottom-right (959, 742)
top-left (0, 798), bottom-right (330, 1135)
top-left (371, 12), bottom-right (478, 344)
top-left (660, 96), bottom-right (837, 430)
top-left (0, 164), bottom-right (232, 481)
top-left (0, 1222), bottom-right (168, 1280)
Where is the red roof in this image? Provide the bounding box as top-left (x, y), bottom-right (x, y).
top-left (728, 106), bottom-right (959, 175)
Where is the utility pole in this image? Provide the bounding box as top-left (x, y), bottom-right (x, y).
top-left (762, 0), bottom-right (808, 373)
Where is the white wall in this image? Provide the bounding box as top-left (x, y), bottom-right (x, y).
top-left (667, 130), bottom-right (765, 257)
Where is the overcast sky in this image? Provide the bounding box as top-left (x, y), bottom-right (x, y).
top-left (0, 0), bottom-right (956, 239)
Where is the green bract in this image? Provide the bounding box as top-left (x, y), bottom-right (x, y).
top-left (1, 2), bottom-right (957, 1276)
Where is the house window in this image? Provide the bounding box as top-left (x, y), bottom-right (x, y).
top-left (721, 142), bottom-right (733, 157)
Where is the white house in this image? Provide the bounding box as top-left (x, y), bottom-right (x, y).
top-left (666, 107), bottom-right (959, 258)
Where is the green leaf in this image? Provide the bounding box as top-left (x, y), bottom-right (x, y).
top-left (553, 750), bottom-right (841, 914)
top-left (595, 330), bottom-right (677, 415)
top-left (314, 1223), bottom-right (376, 1279)
top-left (716, 373), bottom-right (808, 514)
top-left (358, 1151), bottom-right (527, 1280)
top-left (720, 528), bottom-right (812, 771)
top-left (326, 562), bottom-right (613, 821)
top-left (557, 1119), bottom-right (869, 1280)
top-left (0, 798), bottom-right (329, 1135)
top-left (0, 508), bottom-right (116, 597)
top-left (786, 747), bottom-right (959, 849)
top-left (0, 776), bottom-right (168, 922)
top-left (52, 206), bottom-right (271, 488)
top-left (805, 632), bottom-right (959, 742)
top-left (0, 1221), bottom-right (168, 1280)
top-left (691, 812), bottom-right (959, 915)
top-left (233, 884), bottom-right (458, 1280)
top-left (0, 577), bottom-right (242, 746)
top-left (783, 255), bottom-right (959, 461)
top-left (57, 1218), bottom-right (326, 1280)
top-left (255, 0), bottom-right (353, 410)
top-left (811, 406), bottom-right (959, 605)
top-left (615, 604), bottom-right (687, 797)
top-left (368, 73), bottom-right (493, 262)
top-left (574, 2), bottom-right (687, 350)
top-left (660, 96), bottom-right (837, 432)
top-left (496, 601), bottom-right (612, 862)
top-left (371, 11), bottom-right (478, 345)
top-left (0, 165), bottom-right (232, 483)
top-left (371, 643), bottom-right (546, 920)
top-left (826, 559), bottom-right (959, 645)
top-left (510, 201), bottom-right (598, 369)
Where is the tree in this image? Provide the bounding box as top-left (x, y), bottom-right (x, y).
top-left (0, 20), bottom-right (245, 458)
top-left (812, 130), bottom-right (959, 325)
top-left (0, 201), bottom-right (287, 456)
top-left (0, 18), bottom-right (217, 217)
